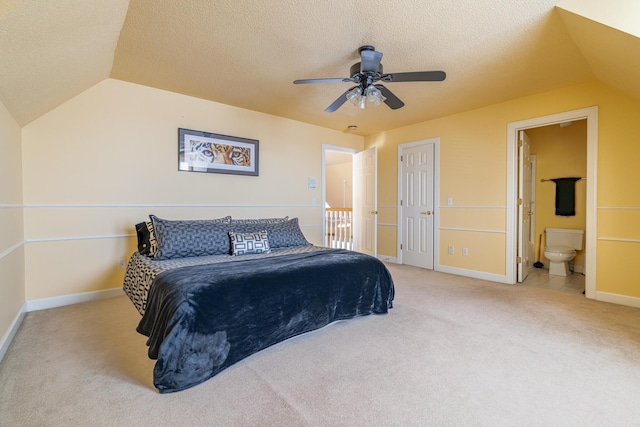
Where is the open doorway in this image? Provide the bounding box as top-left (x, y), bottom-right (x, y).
top-left (322, 145), bottom-right (378, 256)
top-left (507, 107), bottom-right (597, 298)
top-left (323, 149), bottom-right (354, 250)
top-left (518, 121), bottom-right (587, 295)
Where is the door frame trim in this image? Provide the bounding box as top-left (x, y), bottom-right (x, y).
top-left (529, 154), bottom-right (537, 267)
top-left (397, 138), bottom-right (440, 268)
top-left (506, 107), bottom-right (598, 298)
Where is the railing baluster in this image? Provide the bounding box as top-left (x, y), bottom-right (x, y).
top-left (325, 208), bottom-right (352, 250)
top-left (324, 210), bottom-right (329, 247)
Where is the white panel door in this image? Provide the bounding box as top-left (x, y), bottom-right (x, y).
top-left (401, 143), bottom-right (434, 269)
top-left (353, 147), bottom-right (377, 256)
top-left (518, 130), bottom-right (532, 282)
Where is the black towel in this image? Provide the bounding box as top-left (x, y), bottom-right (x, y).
top-left (552, 177), bottom-right (581, 216)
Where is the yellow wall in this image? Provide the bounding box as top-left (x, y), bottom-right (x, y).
top-left (527, 120), bottom-right (587, 269)
top-left (21, 79), bottom-right (363, 300)
top-left (9, 77), bottom-right (640, 308)
top-left (0, 99), bottom-right (25, 342)
top-left (366, 81), bottom-right (640, 299)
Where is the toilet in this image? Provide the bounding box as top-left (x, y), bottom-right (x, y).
top-left (543, 228), bottom-right (584, 276)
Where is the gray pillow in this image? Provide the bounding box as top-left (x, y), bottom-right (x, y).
top-left (230, 216), bottom-right (289, 224)
top-left (231, 218), bottom-right (310, 248)
top-left (150, 214), bottom-right (232, 260)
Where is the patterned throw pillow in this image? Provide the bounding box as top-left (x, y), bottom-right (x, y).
top-left (230, 216), bottom-right (289, 224)
top-left (150, 214), bottom-right (232, 260)
top-left (135, 221), bottom-right (158, 257)
top-left (230, 218), bottom-right (310, 248)
top-left (229, 231), bottom-right (271, 256)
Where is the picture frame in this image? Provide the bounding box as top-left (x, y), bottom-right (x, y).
top-left (178, 128), bottom-right (259, 176)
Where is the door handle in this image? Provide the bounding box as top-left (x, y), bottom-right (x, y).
top-left (420, 211), bottom-right (432, 215)
top-left (368, 211), bottom-right (378, 215)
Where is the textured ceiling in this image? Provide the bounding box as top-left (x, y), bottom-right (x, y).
top-left (1, 0), bottom-right (638, 134)
top-left (0, 0), bottom-right (130, 125)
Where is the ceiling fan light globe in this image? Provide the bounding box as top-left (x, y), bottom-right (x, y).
top-left (365, 85), bottom-right (386, 106)
top-left (346, 87), bottom-right (362, 106)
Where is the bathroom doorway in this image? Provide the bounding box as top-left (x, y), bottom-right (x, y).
top-left (506, 107), bottom-right (597, 298)
top-left (528, 121), bottom-right (587, 268)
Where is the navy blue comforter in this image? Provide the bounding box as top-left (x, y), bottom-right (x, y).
top-left (137, 248), bottom-right (394, 393)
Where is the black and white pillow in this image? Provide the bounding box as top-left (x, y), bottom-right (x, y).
top-left (229, 231), bottom-right (271, 256)
top-left (150, 214), bottom-right (232, 260)
top-left (135, 221), bottom-right (158, 257)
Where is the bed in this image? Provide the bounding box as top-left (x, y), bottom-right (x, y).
top-left (123, 215), bottom-right (395, 393)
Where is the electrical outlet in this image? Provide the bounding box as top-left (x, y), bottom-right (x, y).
top-left (117, 258), bottom-right (126, 270)
top-left (463, 248), bottom-right (469, 256)
top-left (447, 198), bottom-right (453, 206)
top-left (448, 246), bottom-right (454, 255)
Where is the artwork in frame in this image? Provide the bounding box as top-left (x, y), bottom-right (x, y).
top-left (178, 128), bottom-right (259, 176)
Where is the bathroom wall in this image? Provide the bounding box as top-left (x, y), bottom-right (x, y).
top-left (527, 120), bottom-right (587, 270)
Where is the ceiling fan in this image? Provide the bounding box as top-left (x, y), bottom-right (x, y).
top-left (293, 45), bottom-right (446, 113)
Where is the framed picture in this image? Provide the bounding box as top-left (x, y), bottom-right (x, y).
top-left (178, 128), bottom-right (259, 176)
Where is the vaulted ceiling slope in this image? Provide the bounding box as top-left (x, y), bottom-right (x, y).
top-left (0, 0), bottom-right (130, 126)
top-left (1, 0), bottom-right (638, 135)
top-left (557, 1), bottom-right (640, 102)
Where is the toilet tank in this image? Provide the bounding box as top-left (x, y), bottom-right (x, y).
top-left (545, 228), bottom-right (584, 250)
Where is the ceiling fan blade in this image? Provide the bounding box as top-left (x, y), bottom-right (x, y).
top-left (375, 85), bottom-right (404, 110)
top-left (324, 87), bottom-right (357, 112)
top-left (382, 71), bottom-right (446, 83)
top-left (360, 49), bottom-right (383, 73)
top-left (294, 78), bottom-right (353, 84)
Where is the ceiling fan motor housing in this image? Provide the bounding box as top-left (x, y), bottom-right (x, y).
top-left (350, 63), bottom-right (383, 82)
top-left (358, 45), bottom-right (376, 53)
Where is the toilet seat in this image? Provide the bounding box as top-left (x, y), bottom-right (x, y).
top-left (544, 245), bottom-right (576, 254)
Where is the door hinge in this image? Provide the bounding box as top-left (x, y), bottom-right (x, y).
top-left (518, 198), bottom-right (523, 205)
top-left (517, 256), bottom-right (522, 263)
top-left (401, 155), bottom-right (403, 162)
top-left (519, 140), bottom-right (523, 147)
top-left (400, 244), bottom-right (403, 250)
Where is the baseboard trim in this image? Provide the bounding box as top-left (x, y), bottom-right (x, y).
top-left (26, 288), bottom-right (125, 312)
top-left (595, 291), bottom-right (640, 309)
top-left (436, 265), bottom-right (509, 284)
top-left (0, 302), bottom-right (27, 364)
top-left (377, 255), bottom-right (398, 263)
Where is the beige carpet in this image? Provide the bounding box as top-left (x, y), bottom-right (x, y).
top-left (1, 264), bottom-right (640, 426)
